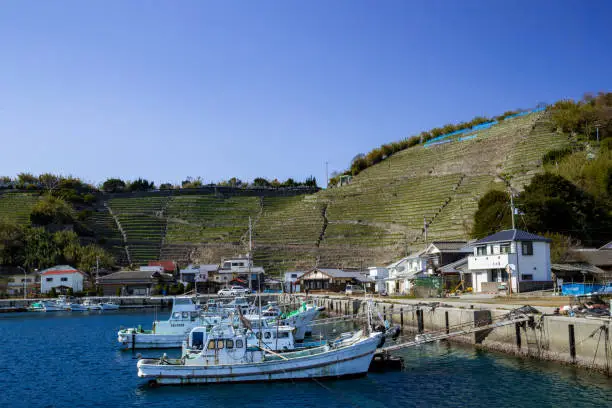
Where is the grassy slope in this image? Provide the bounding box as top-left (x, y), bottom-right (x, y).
top-left (0, 112), bottom-right (569, 275)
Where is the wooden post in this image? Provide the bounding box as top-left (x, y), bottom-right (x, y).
top-left (569, 324), bottom-right (576, 362)
top-left (515, 323), bottom-right (522, 349)
top-left (383, 306), bottom-right (387, 322)
top-left (400, 308), bottom-right (404, 332)
top-left (417, 309), bottom-right (424, 333)
top-left (445, 311), bottom-right (449, 334)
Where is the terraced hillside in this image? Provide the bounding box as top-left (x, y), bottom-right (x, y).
top-left (0, 111), bottom-right (570, 275)
top-left (0, 192), bottom-right (40, 224)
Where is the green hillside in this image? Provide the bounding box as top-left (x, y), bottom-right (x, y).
top-left (0, 110), bottom-right (570, 275)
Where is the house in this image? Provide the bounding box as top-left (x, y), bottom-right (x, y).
top-left (467, 229), bottom-right (552, 293)
top-left (6, 273), bottom-right (39, 296)
top-left (284, 271), bottom-right (305, 293)
top-left (40, 265), bottom-right (85, 294)
top-left (421, 241), bottom-right (472, 273)
top-left (438, 257), bottom-right (469, 291)
top-left (211, 257), bottom-right (265, 290)
top-left (367, 267), bottom-right (389, 293)
top-left (147, 260), bottom-right (177, 274)
top-left (96, 270), bottom-right (175, 296)
top-left (298, 268), bottom-right (373, 292)
top-left (385, 251), bottom-right (427, 295)
top-left (551, 246), bottom-right (612, 284)
top-left (179, 264), bottom-right (218, 285)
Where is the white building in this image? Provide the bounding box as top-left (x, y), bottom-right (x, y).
top-left (40, 265), bottom-right (85, 294)
top-left (467, 229), bottom-right (552, 293)
top-left (367, 267), bottom-right (389, 293)
top-left (179, 264), bottom-right (218, 285)
top-left (284, 271), bottom-right (305, 293)
top-left (385, 250), bottom-right (427, 295)
top-left (6, 273), bottom-right (38, 296)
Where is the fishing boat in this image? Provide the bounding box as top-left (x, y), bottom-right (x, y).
top-left (118, 296), bottom-right (321, 349)
top-left (83, 299), bottom-right (102, 310)
top-left (70, 302), bottom-right (88, 312)
top-left (100, 301), bottom-right (120, 310)
top-left (27, 302), bottom-right (46, 312)
top-left (118, 297), bottom-right (225, 349)
top-left (137, 322), bottom-right (383, 385)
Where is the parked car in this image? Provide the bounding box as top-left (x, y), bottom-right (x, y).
top-left (229, 286), bottom-right (250, 296)
top-left (217, 287), bottom-right (233, 296)
top-left (345, 284), bottom-right (365, 295)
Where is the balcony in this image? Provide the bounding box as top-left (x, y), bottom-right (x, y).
top-left (468, 253), bottom-right (518, 270)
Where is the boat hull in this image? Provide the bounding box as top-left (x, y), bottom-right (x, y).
top-left (119, 332), bottom-right (184, 349)
top-left (137, 333), bottom-right (380, 385)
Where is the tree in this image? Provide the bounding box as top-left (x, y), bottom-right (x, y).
top-left (102, 178), bottom-right (126, 193)
top-left (23, 227), bottom-right (60, 270)
top-left (17, 172), bottom-right (38, 187)
top-left (252, 178), bottom-right (271, 187)
top-left (127, 178), bottom-right (154, 192)
top-left (304, 176), bottom-right (317, 188)
top-left (0, 219), bottom-right (25, 266)
top-left (38, 173), bottom-right (61, 192)
top-left (471, 190), bottom-right (512, 239)
top-left (159, 183), bottom-right (175, 190)
top-left (49, 287), bottom-right (57, 298)
top-left (517, 173), bottom-right (612, 245)
top-left (181, 177), bottom-right (203, 189)
top-left (77, 244), bottom-right (115, 277)
top-left (30, 195), bottom-right (75, 226)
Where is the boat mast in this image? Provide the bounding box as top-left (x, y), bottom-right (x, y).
top-left (248, 217), bottom-right (252, 292)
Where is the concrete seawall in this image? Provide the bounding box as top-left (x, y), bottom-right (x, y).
top-left (291, 294), bottom-right (612, 374)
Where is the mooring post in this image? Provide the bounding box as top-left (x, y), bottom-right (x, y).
top-left (383, 306), bottom-right (387, 322)
top-left (400, 308), bottom-right (404, 332)
top-left (569, 324), bottom-right (576, 362)
top-left (417, 309), bottom-right (424, 333)
top-left (445, 311), bottom-right (449, 334)
top-left (515, 323), bottom-right (522, 349)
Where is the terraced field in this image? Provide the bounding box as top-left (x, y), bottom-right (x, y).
top-left (1, 110), bottom-right (570, 274)
top-left (0, 192), bottom-right (40, 224)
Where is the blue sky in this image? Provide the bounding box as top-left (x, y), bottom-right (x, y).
top-left (1, 1), bottom-right (610, 187)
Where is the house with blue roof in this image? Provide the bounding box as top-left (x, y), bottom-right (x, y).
top-left (467, 229), bottom-right (552, 293)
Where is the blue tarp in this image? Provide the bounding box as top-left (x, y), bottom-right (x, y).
top-left (561, 283), bottom-right (605, 296)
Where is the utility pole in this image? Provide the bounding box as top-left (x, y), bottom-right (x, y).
top-left (325, 161), bottom-right (329, 188)
top-left (423, 216), bottom-right (428, 244)
top-left (509, 189), bottom-right (516, 230)
top-left (248, 216), bottom-right (253, 292)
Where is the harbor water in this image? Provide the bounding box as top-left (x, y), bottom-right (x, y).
top-left (1, 310), bottom-right (610, 408)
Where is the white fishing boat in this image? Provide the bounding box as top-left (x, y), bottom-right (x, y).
top-left (83, 299), bottom-right (102, 310)
top-left (118, 296), bottom-right (320, 349)
top-left (118, 297), bottom-right (225, 349)
top-left (137, 322), bottom-right (383, 385)
top-left (27, 302), bottom-right (46, 312)
top-left (100, 301), bottom-right (120, 310)
top-left (70, 302), bottom-right (88, 311)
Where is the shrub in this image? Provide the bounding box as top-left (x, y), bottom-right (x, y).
top-left (542, 146), bottom-right (574, 165)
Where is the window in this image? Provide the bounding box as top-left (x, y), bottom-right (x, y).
top-left (500, 244), bottom-right (511, 254)
top-left (46, 277), bottom-right (53, 282)
top-left (61, 277), bottom-right (68, 282)
top-left (182, 312), bottom-right (189, 319)
top-left (226, 339), bottom-right (234, 349)
top-left (476, 246), bottom-right (486, 256)
top-left (264, 332), bottom-right (271, 339)
top-left (279, 332), bottom-right (290, 338)
top-left (172, 312), bottom-right (181, 319)
top-left (522, 242), bottom-right (533, 256)
top-left (291, 274), bottom-right (298, 278)
top-left (236, 339), bottom-right (244, 348)
top-left (216, 340), bottom-right (224, 349)
top-left (521, 274), bottom-right (533, 281)
top-left (207, 340), bottom-right (216, 350)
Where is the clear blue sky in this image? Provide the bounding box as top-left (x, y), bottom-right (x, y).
top-left (1, 1), bottom-right (610, 187)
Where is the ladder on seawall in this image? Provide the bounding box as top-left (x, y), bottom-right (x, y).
top-left (380, 315), bottom-right (531, 352)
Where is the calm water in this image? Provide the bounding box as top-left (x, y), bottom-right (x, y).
top-left (1, 310), bottom-right (610, 408)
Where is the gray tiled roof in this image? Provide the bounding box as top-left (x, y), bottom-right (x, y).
top-left (472, 229), bottom-right (550, 245)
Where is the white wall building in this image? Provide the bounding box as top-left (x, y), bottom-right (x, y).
top-left (367, 267), bottom-right (389, 293)
top-left (467, 229), bottom-right (552, 293)
top-left (40, 265), bottom-right (85, 294)
top-left (179, 264), bottom-right (218, 285)
top-left (284, 271), bottom-right (305, 292)
top-left (385, 251), bottom-right (427, 295)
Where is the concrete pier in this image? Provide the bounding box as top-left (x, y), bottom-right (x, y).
top-left (288, 294), bottom-right (612, 374)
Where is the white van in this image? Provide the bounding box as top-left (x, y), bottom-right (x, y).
top-left (345, 284), bottom-right (365, 295)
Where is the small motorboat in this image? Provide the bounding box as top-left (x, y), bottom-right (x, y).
top-left (70, 303), bottom-right (88, 312)
top-left (83, 299), bottom-right (102, 310)
top-left (28, 302), bottom-right (46, 312)
top-left (100, 302), bottom-right (120, 311)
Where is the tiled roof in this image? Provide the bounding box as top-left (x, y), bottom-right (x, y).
top-left (551, 263), bottom-right (605, 275)
top-left (472, 229), bottom-right (550, 245)
top-left (568, 249), bottom-right (612, 267)
top-left (40, 265), bottom-right (84, 276)
top-left (97, 270), bottom-right (174, 283)
top-left (439, 257), bottom-right (469, 274)
top-left (148, 260), bottom-right (176, 272)
top-left (430, 241), bottom-right (470, 252)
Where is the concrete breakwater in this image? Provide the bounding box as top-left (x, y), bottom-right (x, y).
top-left (286, 294), bottom-right (612, 375)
